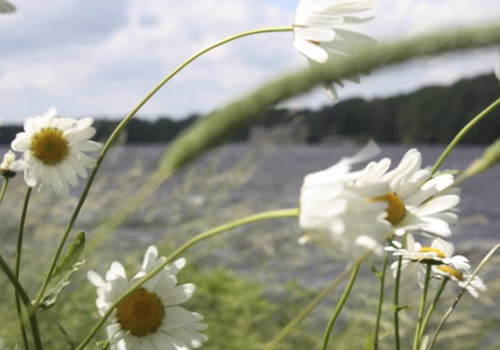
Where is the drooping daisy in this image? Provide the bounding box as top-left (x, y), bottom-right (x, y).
top-left (387, 235), bottom-right (486, 297)
top-left (429, 240), bottom-right (486, 298)
top-left (386, 234), bottom-right (469, 277)
top-left (293, 0), bottom-right (377, 100)
top-left (87, 246), bottom-right (207, 350)
top-left (0, 150), bottom-right (24, 178)
top-left (11, 107), bottom-right (102, 197)
top-left (299, 141), bottom-right (392, 260)
top-left (354, 148), bottom-right (460, 237)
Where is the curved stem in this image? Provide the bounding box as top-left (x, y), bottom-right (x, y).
top-left (321, 261), bottom-right (361, 350)
top-left (419, 278), bottom-right (448, 340)
top-left (431, 97), bottom-right (500, 175)
top-left (0, 178), bottom-right (9, 207)
top-left (75, 208), bottom-right (298, 350)
top-left (413, 264), bottom-right (431, 350)
top-left (0, 253), bottom-right (43, 349)
top-left (15, 187), bottom-right (32, 350)
top-left (373, 251), bottom-right (389, 350)
top-left (393, 255), bottom-right (403, 350)
top-left (33, 25), bottom-right (292, 309)
top-left (264, 266), bottom-right (352, 350)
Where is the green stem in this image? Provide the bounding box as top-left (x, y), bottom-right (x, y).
top-left (373, 251), bottom-right (389, 350)
top-left (413, 264), bottom-right (431, 350)
top-left (33, 25), bottom-right (293, 309)
top-left (264, 266), bottom-right (352, 350)
top-left (0, 178), bottom-right (9, 206)
top-left (427, 242), bottom-right (500, 350)
top-left (0, 253), bottom-right (43, 350)
top-left (419, 278), bottom-right (448, 340)
top-left (321, 261), bottom-right (361, 350)
top-left (393, 255), bottom-right (403, 350)
top-left (75, 208), bottom-right (298, 350)
top-left (431, 97), bottom-right (500, 175)
top-left (14, 187), bottom-right (32, 350)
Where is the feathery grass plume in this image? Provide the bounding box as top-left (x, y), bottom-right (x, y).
top-left (459, 138), bottom-right (500, 181)
top-left (158, 23), bottom-right (500, 176)
top-left (79, 23), bottom-right (500, 267)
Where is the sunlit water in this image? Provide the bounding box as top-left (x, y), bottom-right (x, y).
top-left (1, 143), bottom-right (499, 288)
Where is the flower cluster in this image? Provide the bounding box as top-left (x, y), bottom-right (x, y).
top-left (299, 141), bottom-right (486, 297)
top-left (386, 234), bottom-right (486, 297)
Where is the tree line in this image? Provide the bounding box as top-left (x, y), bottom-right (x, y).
top-left (1, 74), bottom-right (498, 145)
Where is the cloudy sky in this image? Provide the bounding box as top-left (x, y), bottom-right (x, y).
top-left (0, 0), bottom-right (499, 124)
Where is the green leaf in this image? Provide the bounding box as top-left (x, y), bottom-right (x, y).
top-left (392, 304), bottom-right (412, 312)
top-left (38, 232), bottom-right (86, 311)
top-left (51, 231), bottom-right (86, 278)
top-left (55, 322), bottom-right (76, 350)
top-left (370, 264), bottom-right (382, 279)
top-left (364, 335), bottom-right (373, 350)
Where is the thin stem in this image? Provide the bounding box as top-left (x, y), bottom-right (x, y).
top-left (321, 261), bottom-right (361, 350)
top-left (413, 264), bottom-right (432, 350)
top-left (34, 25), bottom-right (293, 309)
top-left (264, 266), bottom-right (352, 350)
top-left (75, 208), bottom-right (298, 350)
top-left (393, 255), bottom-right (404, 350)
top-left (0, 178), bottom-right (9, 206)
top-left (373, 251), bottom-right (389, 350)
top-left (419, 278), bottom-right (448, 340)
top-left (15, 187), bottom-right (32, 350)
top-left (0, 253), bottom-right (43, 350)
top-left (431, 97), bottom-right (500, 175)
top-left (427, 242), bottom-right (500, 350)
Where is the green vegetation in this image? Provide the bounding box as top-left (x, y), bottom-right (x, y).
top-left (1, 74), bottom-right (498, 145)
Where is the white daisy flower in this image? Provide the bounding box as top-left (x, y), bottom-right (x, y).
top-left (11, 107), bottom-right (102, 197)
top-left (299, 141), bottom-right (392, 260)
top-left (87, 246), bottom-right (208, 350)
top-left (429, 240), bottom-right (486, 298)
top-left (387, 234), bottom-right (469, 277)
top-left (293, 0), bottom-right (377, 100)
top-left (355, 148), bottom-right (460, 237)
top-left (387, 235), bottom-right (486, 297)
top-left (0, 150), bottom-right (24, 178)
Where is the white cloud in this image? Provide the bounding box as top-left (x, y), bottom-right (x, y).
top-left (0, 0), bottom-right (499, 124)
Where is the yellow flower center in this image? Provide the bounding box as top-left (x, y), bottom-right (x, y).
top-left (418, 247), bottom-right (446, 259)
top-left (116, 288), bottom-right (164, 337)
top-left (437, 265), bottom-right (464, 281)
top-left (371, 192), bottom-right (406, 225)
top-left (30, 128), bottom-right (69, 165)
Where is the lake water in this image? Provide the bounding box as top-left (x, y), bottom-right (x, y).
top-left (78, 143), bottom-right (499, 286)
top-left (1, 143), bottom-right (499, 287)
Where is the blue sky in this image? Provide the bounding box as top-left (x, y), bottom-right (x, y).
top-left (0, 0), bottom-right (499, 124)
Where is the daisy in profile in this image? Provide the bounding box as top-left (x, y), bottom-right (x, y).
top-left (299, 141), bottom-right (392, 260)
top-left (11, 107), bottom-right (102, 197)
top-left (354, 148), bottom-right (460, 237)
top-left (87, 246), bottom-right (207, 350)
top-left (387, 235), bottom-right (486, 298)
top-left (386, 234), bottom-right (469, 276)
top-left (293, 0), bottom-right (377, 100)
top-left (0, 150), bottom-right (24, 178)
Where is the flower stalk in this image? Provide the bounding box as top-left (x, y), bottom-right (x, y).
top-left (76, 208), bottom-right (298, 350)
top-left (321, 261), bottom-right (361, 350)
